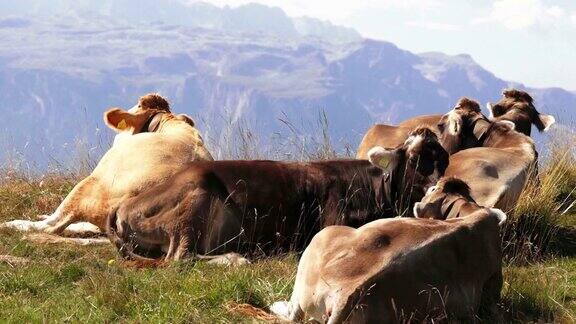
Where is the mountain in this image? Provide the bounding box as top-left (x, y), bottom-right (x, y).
top-left (0, 1), bottom-right (574, 169)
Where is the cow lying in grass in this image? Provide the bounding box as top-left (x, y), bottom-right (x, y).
top-left (106, 127), bottom-right (449, 263)
top-left (356, 88), bottom-right (555, 159)
top-left (2, 94), bottom-right (213, 237)
top-left (437, 95), bottom-right (549, 211)
top-left (271, 178), bottom-right (505, 323)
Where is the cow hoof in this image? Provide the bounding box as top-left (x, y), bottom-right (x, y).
top-left (270, 301), bottom-right (292, 320)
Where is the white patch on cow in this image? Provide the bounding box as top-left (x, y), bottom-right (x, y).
top-left (489, 208), bottom-right (507, 226)
top-left (1, 219), bottom-right (49, 232)
top-left (500, 120), bottom-right (516, 130)
top-left (43, 212), bottom-right (61, 225)
top-left (447, 112), bottom-right (461, 135)
top-left (406, 134), bottom-right (424, 152)
top-left (127, 104), bottom-right (139, 113)
top-left (539, 114), bottom-right (555, 131)
top-left (367, 146), bottom-right (386, 165)
top-left (22, 233), bottom-right (109, 246)
top-left (63, 222), bottom-right (101, 235)
top-left (270, 301), bottom-right (293, 320)
top-left (367, 146), bottom-right (391, 169)
top-left (486, 102), bottom-right (495, 119)
top-left (426, 185), bottom-right (437, 195)
top-left (413, 202), bottom-right (422, 218)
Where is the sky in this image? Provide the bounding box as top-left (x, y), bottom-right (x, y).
top-left (190, 0), bottom-right (576, 91)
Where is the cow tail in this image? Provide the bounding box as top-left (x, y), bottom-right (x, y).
top-left (106, 207), bottom-right (123, 252)
top-left (106, 208), bottom-right (163, 267)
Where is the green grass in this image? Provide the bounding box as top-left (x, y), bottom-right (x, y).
top-left (0, 144), bottom-right (575, 322)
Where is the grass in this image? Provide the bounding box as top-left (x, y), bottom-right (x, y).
top-left (0, 127), bottom-right (575, 322)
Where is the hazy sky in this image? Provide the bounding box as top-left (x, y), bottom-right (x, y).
top-left (191, 0), bottom-right (576, 91)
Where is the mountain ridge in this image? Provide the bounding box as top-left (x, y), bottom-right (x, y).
top-left (0, 1), bottom-right (574, 168)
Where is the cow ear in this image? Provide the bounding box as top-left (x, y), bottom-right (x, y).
top-left (447, 114), bottom-right (461, 136)
top-left (104, 108), bottom-right (130, 133)
top-left (368, 146), bottom-right (400, 171)
top-left (537, 114), bottom-right (555, 132)
top-left (175, 114), bottom-right (195, 127)
top-left (499, 120), bottom-right (516, 131)
top-left (488, 208), bottom-right (507, 227)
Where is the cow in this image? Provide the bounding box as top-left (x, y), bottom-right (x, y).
top-left (437, 97), bottom-right (545, 211)
top-left (106, 127), bottom-right (449, 263)
top-left (356, 115), bottom-right (440, 159)
top-left (2, 94), bottom-right (213, 236)
top-left (357, 88), bottom-right (555, 159)
top-left (414, 177), bottom-right (485, 220)
top-left (270, 203), bottom-right (506, 323)
top-left (487, 89), bottom-right (555, 136)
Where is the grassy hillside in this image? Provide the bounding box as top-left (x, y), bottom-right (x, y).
top-left (0, 136), bottom-right (575, 322)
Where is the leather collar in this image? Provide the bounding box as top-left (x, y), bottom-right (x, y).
top-left (142, 112), bottom-right (165, 133)
top-left (441, 196), bottom-right (467, 219)
top-left (470, 116), bottom-right (491, 145)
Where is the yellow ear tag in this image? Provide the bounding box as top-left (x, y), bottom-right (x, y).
top-left (378, 156), bottom-right (391, 169)
top-left (117, 119), bottom-right (127, 130)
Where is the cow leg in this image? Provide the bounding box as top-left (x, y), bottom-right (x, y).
top-left (1, 209), bottom-right (67, 232)
top-left (270, 295), bottom-right (304, 321)
top-left (1, 219), bottom-right (49, 232)
top-left (164, 235), bottom-right (181, 260)
top-left (62, 222), bottom-right (101, 236)
top-left (44, 212), bottom-right (78, 235)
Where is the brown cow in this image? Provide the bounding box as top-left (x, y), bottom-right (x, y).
top-left (437, 98), bottom-right (543, 211)
top-left (357, 89), bottom-right (555, 159)
top-left (356, 115), bottom-right (440, 159)
top-left (487, 89), bottom-right (555, 136)
top-left (2, 94), bottom-right (213, 236)
top-left (106, 127), bottom-right (449, 263)
top-left (270, 206), bottom-right (505, 323)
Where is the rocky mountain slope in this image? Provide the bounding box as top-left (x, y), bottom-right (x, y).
top-left (0, 1), bottom-right (574, 167)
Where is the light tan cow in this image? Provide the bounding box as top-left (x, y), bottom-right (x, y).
top-left (3, 94), bottom-right (213, 236)
top-left (271, 205), bottom-right (506, 323)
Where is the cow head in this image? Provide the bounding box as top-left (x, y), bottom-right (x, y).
top-left (487, 89), bottom-right (555, 136)
top-left (413, 177), bottom-right (475, 220)
top-left (437, 97), bottom-right (490, 154)
top-left (104, 93), bottom-right (194, 135)
top-left (368, 126), bottom-right (449, 212)
top-left (414, 177), bottom-right (508, 227)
